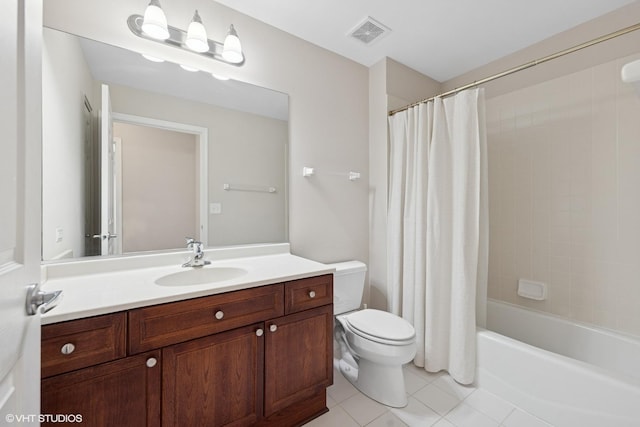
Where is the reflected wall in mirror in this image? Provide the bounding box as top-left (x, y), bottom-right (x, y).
top-left (41, 27), bottom-right (289, 261)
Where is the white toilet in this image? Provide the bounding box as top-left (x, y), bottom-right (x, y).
top-left (329, 261), bottom-right (417, 408)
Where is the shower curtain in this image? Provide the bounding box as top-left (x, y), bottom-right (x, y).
top-left (387, 88), bottom-right (488, 384)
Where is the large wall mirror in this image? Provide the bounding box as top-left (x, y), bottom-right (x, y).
top-left (41, 27), bottom-right (289, 261)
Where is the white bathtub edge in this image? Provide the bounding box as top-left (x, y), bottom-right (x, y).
top-left (476, 328), bottom-right (640, 427)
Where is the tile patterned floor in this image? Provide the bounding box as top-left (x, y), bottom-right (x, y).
top-left (305, 363), bottom-right (554, 427)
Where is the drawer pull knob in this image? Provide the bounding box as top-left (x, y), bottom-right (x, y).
top-left (309, 290), bottom-right (316, 298)
top-left (146, 357), bottom-right (157, 368)
top-left (256, 328), bottom-right (264, 337)
top-left (215, 310), bottom-right (224, 320)
top-left (269, 324), bottom-right (278, 333)
top-left (60, 343), bottom-right (75, 355)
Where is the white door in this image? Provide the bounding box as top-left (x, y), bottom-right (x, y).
top-left (99, 84), bottom-right (118, 255)
top-left (0, 1), bottom-right (43, 424)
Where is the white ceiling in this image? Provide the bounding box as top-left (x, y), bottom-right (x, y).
top-left (75, 35), bottom-right (289, 121)
top-left (214, 0), bottom-right (636, 82)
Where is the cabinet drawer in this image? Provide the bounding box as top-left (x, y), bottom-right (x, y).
top-left (41, 312), bottom-right (126, 378)
top-left (285, 274), bottom-right (333, 314)
top-left (129, 284), bottom-right (284, 353)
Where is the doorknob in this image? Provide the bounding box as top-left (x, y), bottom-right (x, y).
top-left (92, 232), bottom-right (118, 240)
top-left (26, 283), bottom-right (62, 316)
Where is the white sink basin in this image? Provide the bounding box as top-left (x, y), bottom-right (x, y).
top-left (155, 267), bottom-right (248, 286)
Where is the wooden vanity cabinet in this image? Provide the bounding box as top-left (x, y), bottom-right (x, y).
top-left (40, 313), bottom-right (160, 426)
top-left (41, 350), bottom-right (161, 427)
top-left (264, 305), bottom-right (333, 417)
top-left (162, 323), bottom-right (265, 427)
top-left (41, 274), bottom-right (333, 427)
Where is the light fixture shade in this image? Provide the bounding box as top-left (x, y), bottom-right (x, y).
top-left (142, 0), bottom-right (170, 40)
top-left (185, 10), bottom-right (209, 53)
top-left (222, 25), bottom-right (243, 64)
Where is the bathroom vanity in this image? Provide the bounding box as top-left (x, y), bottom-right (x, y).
top-left (39, 245), bottom-right (334, 426)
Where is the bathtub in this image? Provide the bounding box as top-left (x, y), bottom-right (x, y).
top-left (476, 299), bottom-right (640, 427)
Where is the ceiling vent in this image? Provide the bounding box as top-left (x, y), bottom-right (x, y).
top-left (348, 16), bottom-right (391, 45)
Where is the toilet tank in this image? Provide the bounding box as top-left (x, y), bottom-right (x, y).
top-left (327, 261), bottom-right (367, 314)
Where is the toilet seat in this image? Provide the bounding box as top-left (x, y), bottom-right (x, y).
top-left (342, 309), bottom-right (415, 346)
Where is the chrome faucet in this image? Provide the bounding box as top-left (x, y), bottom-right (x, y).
top-left (182, 238), bottom-right (211, 268)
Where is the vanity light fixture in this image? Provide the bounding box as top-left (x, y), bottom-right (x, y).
top-left (129, 2), bottom-right (245, 66)
top-left (141, 0), bottom-right (170, 40)
top-left (185, 10), bottom-right (209, 53)
top-left (222, 25), bottom-right (243, 63)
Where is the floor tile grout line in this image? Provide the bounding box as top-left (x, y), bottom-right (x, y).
top-left (462, 387), bottom-right (520, 425)
top-left (337, 401), bottom-right (367, 426)
top-left (499, 406), bottom-right (518, 426)
top-left (323, 367), bottom-right (554, 427)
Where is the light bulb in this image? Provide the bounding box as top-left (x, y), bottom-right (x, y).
top-left (185, 10), bottom-right (209, 53)
top-left (211, 73), bottom-right (230, 81)
top-left (141, 0), bottom-right (170, 40)
top-left (222, 25), bottom-right (243, 64)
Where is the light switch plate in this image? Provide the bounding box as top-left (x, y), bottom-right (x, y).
top-left (210, 203), bottom-right (222, 215)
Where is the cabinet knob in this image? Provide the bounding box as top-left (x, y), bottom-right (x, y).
top-left (256, 328), bottom-right (264, 337)
top-left (60, 343), bottom-right (75, 355)
top-left (146, 357), bottom-right (157, 368)
top-left (309, 290), bottom-right (316, 298)
top-left (214, 310), bottom-right (224, 320)
top-left (269, 324), bottom-right (277, 333)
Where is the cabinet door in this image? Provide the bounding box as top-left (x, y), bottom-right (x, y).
top-left (264, 304), bottom-right (333, 416)
top-left (163, 323), bottom-right (264, 427)
top-left (41, 351), bottom-right (161, 427)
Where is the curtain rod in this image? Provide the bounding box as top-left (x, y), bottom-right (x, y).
top-left (388, 22), bottom-right (640, 116)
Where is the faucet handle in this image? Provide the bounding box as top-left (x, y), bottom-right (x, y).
top-left (186, 238), bottom-right (204, 256)
top-left (182, 238), bottom-right (208, 267)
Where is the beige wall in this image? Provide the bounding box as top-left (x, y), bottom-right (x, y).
top-left (386, 58), bottom-right (442, 111)
top-left (109, 85), bottom-right (288, 247)
top-left (210, 113), bottom-right (288, 246)
top-left (367, 59), bottom-right (388, 310)
top-left (44, 0), bottom-right (369, 266)
top-left (114, 122), bottom-right (198, 253)
top-left (42, 28), bottom-right (96, 260)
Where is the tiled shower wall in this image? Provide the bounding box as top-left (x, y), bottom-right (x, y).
top-left (486, 53), bottom-right (640, 337)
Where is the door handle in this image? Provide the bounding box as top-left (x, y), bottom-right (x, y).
top-left (92, 233), bottom-right (118, 240)
top-left (26, 283), bottom-right (63, 316)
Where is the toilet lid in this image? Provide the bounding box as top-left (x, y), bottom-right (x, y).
top-left (344, 309), bottom-right (415, 342)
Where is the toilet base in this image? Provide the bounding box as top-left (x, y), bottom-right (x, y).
top-left (338, 357), bottom-right (409, 408)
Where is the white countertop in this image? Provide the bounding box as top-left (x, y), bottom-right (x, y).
top-left (41, 244), bottom-right (334, 325)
